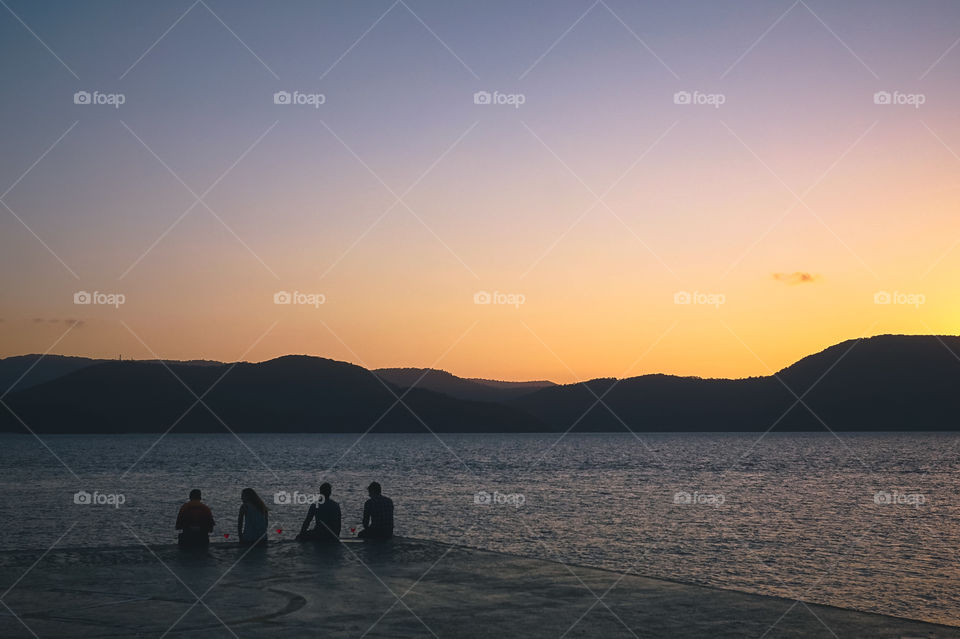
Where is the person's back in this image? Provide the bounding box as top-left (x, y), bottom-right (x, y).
top-left (359, 482), bottom-right (393, 540)
top-left (237, 488), bottom-right (269, 545)
top-left (312, 497), bottom-right (342, 542)
top-left (297, 483), bottom-right (341, 543)
top-left (176, 489), bottom-right (214, 547)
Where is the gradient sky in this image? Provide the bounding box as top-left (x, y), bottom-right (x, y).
top-left (1, 0), bottom-right (959, 383)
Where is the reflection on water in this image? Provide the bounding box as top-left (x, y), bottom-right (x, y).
top-left (2, 432), bottom-right (958, 626)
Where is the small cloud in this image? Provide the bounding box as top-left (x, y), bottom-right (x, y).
top-left (773, 272), bottom-right (818, 285)
top-left (28, 318), bottom-right (85, 328)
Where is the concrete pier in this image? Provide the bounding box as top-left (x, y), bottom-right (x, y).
top-left (0, 538), bottom-right (956, 638)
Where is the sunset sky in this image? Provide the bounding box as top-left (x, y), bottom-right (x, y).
top-left (1, 0), bottom-right (959, 383)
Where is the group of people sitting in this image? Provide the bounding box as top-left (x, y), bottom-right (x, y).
top-left (175, 481), bottom-right (394, 548)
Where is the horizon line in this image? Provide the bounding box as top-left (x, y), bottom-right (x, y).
top-left (3, 332), bottom-right (956, 386)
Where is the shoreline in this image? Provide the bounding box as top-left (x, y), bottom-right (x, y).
top-left (4, 430), bottom-right (960, 435)
top-left (1, 537), bottom-right (956, 638)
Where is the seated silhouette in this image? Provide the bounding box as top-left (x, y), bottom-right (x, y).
top-left (237, 488), bottom-right (269, 546)
top-left (176, 489), bottom-right (215, 548)
top-left (297, 482), bottom-right (341, 543)
top-left (358, 481), bottom-right (393, 541)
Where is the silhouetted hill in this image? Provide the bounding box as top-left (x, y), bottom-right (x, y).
top-left (464, 378), bottom-right (555, 390)
top-left (374, 368), bottom-right (554, 402)
top-left (510, 335), bottom-right (960, 431)
top-left (0, 355), bottom-right (104, 394)
top-left (2, 335), bottom-right (958, 433)
top-left (0, 355), bottom-right (224, 394)
top-left (0, 355), bottom-right (548, 433)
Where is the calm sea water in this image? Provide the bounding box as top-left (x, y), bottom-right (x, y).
top-left (2, 432), bottom-right (958, 626)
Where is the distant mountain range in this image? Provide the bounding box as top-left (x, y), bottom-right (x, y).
top-left (374, 368), bottom-right (554, 403)
top-left (1, 335), bottom-right (958, 433)
top-left (0, 356), bottom-right (548, 434)
top-left (0, 355), bottom-right (103, 394)
top-left (512, 335), bottom-right (960, 431)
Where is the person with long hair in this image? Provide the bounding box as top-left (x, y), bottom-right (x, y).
top-left (237, 487), bottom-right (269, 545)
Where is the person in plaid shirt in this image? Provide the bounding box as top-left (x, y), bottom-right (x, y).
top-left (358, 481), bottom-right (393, 540)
